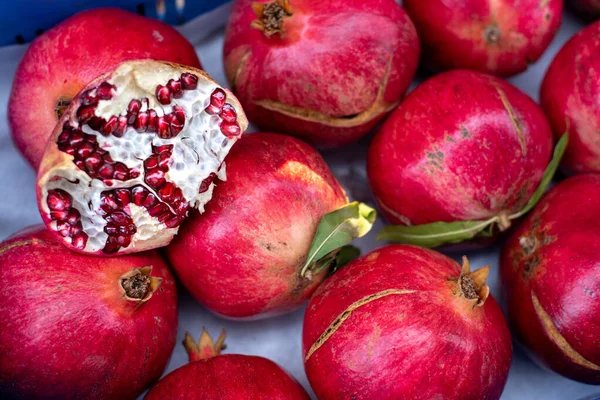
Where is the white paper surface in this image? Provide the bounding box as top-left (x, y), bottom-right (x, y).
top-left (0, 3), bottom-right (598, 399)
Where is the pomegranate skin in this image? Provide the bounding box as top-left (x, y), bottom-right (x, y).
top-left (367, 70), bottom-right (553, 229)
top-left (8, 7), bottom-right (202, 169)
top-left (223, 0), bottom-right (420, 147)
top-left (404, 0), bottom-right (562, 77)
top-left (166, 133), bottom-right (348, 319)
top-left (540, 21), bottom-right (600, 175)
top-left (0, 226), bottom-right (178, 399)
top-left (145, 354), bottom-right (309, 399)
top-left (303, 245), bottom-right (513, 399)
top-left (500, 175), bottom-right (600, 384)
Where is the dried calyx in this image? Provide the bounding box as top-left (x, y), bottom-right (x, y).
top-left (251, 0), bottom-right (293, 37)
top-left (455, 256), bottom-right (490, 307)
top-left (183, 328), bottom-right (227, 362)
top-left (119, 266), bottom-right (162, 302)
top-left (38, 60), bottom-right (247, 255)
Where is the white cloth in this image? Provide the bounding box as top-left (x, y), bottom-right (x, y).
top-left (0, 3), bottom-right (596, 399)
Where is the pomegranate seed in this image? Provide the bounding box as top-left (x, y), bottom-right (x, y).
top-left (180, 73), bottom-right (198, 90)
top-left (98, 163), bottom-right (115, 179)
top-left (143, 193), bottom-right (158, 208)
top-left (167, 79), bottom-right (183, 98)
top-left (147, 109), bottom-right (158, 132)
top-left (118, 223), bottom-right (136, 236)
top-left (57, 129), bottom-right (71, 144)
top-left (158, 153), bottom-right (170, 170)
top-left (115, 189), bottom-right (130, 206)
top-left (81, 90), bottom-right (97, 106)
top-left (115, 116), bottom-right (128, 137)
top-left (101, 116), bottom-right (118, 135)
top-left (175, 202), bottom-right (189, 215)
top-left (71, 221), bottom-right (83, 235)
top-left (106, 211), bottom-right (128, 225)
top-left (96, 82), bottom-right (115, 100)
top-left (72, 233), bottom-right (88, 250)
top-left (113, 163), bottom-right (129, 180)
top-left (50, 210), bottom-right (69, 221)
top-left (134, 111), bottom-right (149, 132)
top-left (144, 155), bottom-right (159, 170)
top-left (88, 117), bottom-right (105, 131)
top-left (156, 116), bottom-right (171, 138)
top-left (172, 105), bottom-right (185, 122)
top-left (145, 170), bottom-right (166, 188)
top-left (62, 146), bottom-right (75, 155)
top-left (77, 105), bottom-right (96, 123)
top-left (70, 130), bottom-right (84, 147)
top-left (132, 186), bottom-right (147, 206)
top-left (199, 173), bottom-right (216, 193)
top-left (104, 225), bottom-right (118, 235)
top-left (127, 99), bottom-right (142, 124)
top-left (85, 154), bottom-right (102, 171)
top-left (205, 103), bottom-right (221, 115)
top-left (157, 212), bottom-right (171, 223)
top-left (220, 104), bottom-right (237, 123)
top-left (210, 88), bottom-right (226, 109)
top-left (156, 85), bottom-right (171, 105)
top-left (103, 238), bottom-right (120, 254)
top-left (66, 209), bottom-right (80, 225)
top-left (159, 182), bottom-right (175, 201)
top-left (155, 144), bottom-right (173, 154)
top-left (117, 235), bottom-right (131, 247)
top-left (220, 121), bottom-right (241, 138)
top-left (74, 160), bottom-right (85, 170)
top-left (148, 203), bottom-right (166, 217)
top-left (165, 215), bottom-right (183, 228)
top-left (56, 220), bottom-right (71, 237)
top-left (101, 195), bottom-right (119, 213)
top-left (130, 169), bottom-right (140, 179)
top-left (47, 189), bottom-right (71, 211)
top-left (169, 116), bottom-right (184, 136)
top-left (76, 142), bottom-right (95, 159)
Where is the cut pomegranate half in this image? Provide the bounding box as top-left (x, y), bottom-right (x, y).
top-left (37, 60), bottom-right (248, 255)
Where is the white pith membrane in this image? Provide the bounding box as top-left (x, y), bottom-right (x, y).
top-left (39, 61), bottom-right (243, 254)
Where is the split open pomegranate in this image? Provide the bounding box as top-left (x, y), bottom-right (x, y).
top-left (36, 60), bottom-right (248, 255)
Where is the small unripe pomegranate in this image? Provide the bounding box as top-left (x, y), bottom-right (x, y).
top-left (223, 0), bottom-right (420, 147)
top-left (36, 60), bottom-right (248, 255)
top-left (145, 329), bottom-right (310, 399)
top-left (303, 245), bottom-right (512, 399)
top-left (8, 8), bottom-right (202, 169)
top-left (404, 0), bottom-right (562, 76)
top-left (0, 225), bottom-right (178, 399)
top-left (541, 20), bottom-right (600, 175)
top-left (501, 174), bottom-right (600, 384)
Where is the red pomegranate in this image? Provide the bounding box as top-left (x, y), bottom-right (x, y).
top-left (303, 245), bottom-right (512, 399)
top-left (367, 70), bottom-right (554, 244)
top-left (8, 8), bottom-right (202, 169)
top-left (223, 0), bottom-right (420, 147)
top-left (568, 0), bottom-right (600, 20)
top-left (145, 329), bottom-right (310, 399)
top-left (403, 0), bottom-right (562, 77)
top-left (0, 225), bottom-right (178, 399)
top-left (36, 60), bottom-right (248, 255)
top-left (166, 133), bottom-right (349, 319)
top-left (500, 174), bottom-right (600, 384)
top-left (541, 21), bottom-right (600, 175)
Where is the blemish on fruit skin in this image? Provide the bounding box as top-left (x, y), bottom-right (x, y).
top-left (0, 239), bottom-right (37, 255)
top-left (152, 30), bottom-right (164, 42)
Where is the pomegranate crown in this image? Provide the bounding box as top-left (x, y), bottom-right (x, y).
top-left (183, 328), bottom-right (227, 362)
top-left (119, 266), bottom-right (162, 304)
top-left (251, 0), bottom-right (293, 37)
top-left (455, 256), bottom-right (490, 308)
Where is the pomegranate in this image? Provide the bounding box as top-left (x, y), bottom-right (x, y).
top-left (145, 329), bottom-right (310, 399)
top-left (0, 225), bottom-right (178, 399)
top-left (368, 69), bottom-right (554, 248)
top-left (568, 0), bottom-right (600, 20)
top-left (303, 245), bottom-right (512, 399)
top-left (8, 8), bottom-right (202, 169)
top-left (403, 0), bottom-right (562, 77)
top-left (222, 0), bottom-right (420, 147)
top-left (167, 133), bottom-right (354, 320)
top-left (540, 20), bottom-right (600, 175)
top-left (36, 60), bottom-right (248, 255)
top-left (500, 174), bottom-right (600, 384)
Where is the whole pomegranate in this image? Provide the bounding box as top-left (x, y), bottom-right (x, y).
top-left (167, 133), bottom-right (349, 319)
top-left (500, 174), bottom-right (600, 384)
top-left (368, 70), bottom-right (554, 246)
top-left (223, 0), bottom-right (420, 147)
top-left (541, 21), bottom-right (600, 175)
top-left (0, 225), bottom-right (178, 399)
top-left (568, 0), bottom-right (600, 20)
top-left (403, 0), bottom-right (562, 77)
top-left (36, 60), bottom-right (248, 255)
top-left (145, 329), bottom-right (310, 399)
top-left (8, 8), bottom-right (202, 169)
top-left (303, 245), bottom-right (512, 399)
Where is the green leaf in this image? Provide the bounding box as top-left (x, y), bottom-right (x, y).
top-left (332, 245), bottom-right (361, 272)
top-left (301, 202), bottom-right (375, 277)
top-left (511, 133), bottom-right (569, 219)
top-left (377, 219), bottom-right (493, 249)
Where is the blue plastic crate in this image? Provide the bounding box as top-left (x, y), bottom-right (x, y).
top-left (0, 0), bottom-right (228, 47)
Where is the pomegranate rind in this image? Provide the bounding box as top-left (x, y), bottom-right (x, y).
top-left (37, 60), bottom-right (248, 255)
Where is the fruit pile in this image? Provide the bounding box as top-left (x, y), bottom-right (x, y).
top-left (0, 1), bottom-right (598, 399)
